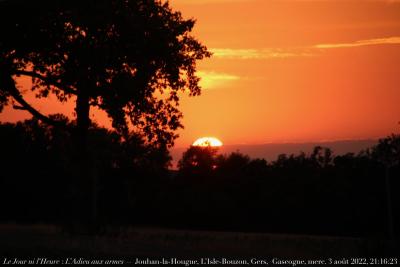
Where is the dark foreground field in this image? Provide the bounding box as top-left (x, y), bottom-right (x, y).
top-left (0, 224), bottom-right (398, 259)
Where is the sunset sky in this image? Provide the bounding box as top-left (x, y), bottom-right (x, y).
top-left (1, 0), bottom-right (400, 148)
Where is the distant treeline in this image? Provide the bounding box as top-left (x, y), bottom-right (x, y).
top-left (0, 118), bottom-right (398, 238)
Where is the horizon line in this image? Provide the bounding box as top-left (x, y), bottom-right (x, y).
top-left (172, 138), bottom-right (380, 149)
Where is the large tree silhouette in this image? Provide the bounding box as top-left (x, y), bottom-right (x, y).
top-left (0, 0), bottom-right (210, 231)
top-left (0, 0), bottom-right (210, 145)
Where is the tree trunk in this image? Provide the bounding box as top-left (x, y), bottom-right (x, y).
top-left (76, 91), bottom-right (90, 154)
top-left (72, 89), bottom-right (96, 233)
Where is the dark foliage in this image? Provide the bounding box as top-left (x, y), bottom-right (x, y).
top-left (168, 139), bottom-right (399, 238)
top-left (0, 0), bottom-right (210, 145)
top-left (0, 0), bottom-right (210, 231)
top-left (0, 120), bottom-right (398, 238)
top-left (0, 118), bottom-right (170, 225)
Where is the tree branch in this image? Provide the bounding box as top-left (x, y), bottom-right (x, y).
top-left (13, 70), bottom-right (77, 95)
top-left (6, 77), bottom-right (64, 127)
top-left (12, 104), bottom-right (26, 110)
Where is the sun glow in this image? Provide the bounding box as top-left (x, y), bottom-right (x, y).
top-left (192, 137), bottom-right (223, 147)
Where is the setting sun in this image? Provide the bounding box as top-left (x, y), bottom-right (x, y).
top-left (192, 137), bottom-right (223, 147)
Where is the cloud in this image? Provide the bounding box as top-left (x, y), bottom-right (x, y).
top-left (197, 71), bottom-right (240, 89)
top-left (210, 48), bottom-right (313, 60)
top-left (209, 36), bottom-right (400, 61)
top-left (315, 36), bottom-right (400, 49)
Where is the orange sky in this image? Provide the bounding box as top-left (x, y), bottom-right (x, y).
top-left (1, 0), bottom-right (400, 148)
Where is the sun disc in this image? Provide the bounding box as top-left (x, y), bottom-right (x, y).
top-left (192, 137), bottom-right (223, 147)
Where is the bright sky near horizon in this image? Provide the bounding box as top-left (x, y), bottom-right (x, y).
top-left (1, 0), bottom-right (400, 148)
